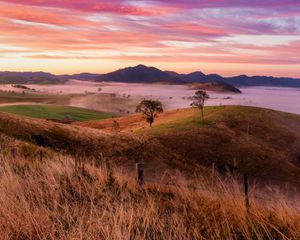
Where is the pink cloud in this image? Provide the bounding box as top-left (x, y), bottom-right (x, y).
top-left (0, 0), bottom-right (174, 16)
top-left (0, 0), bottom-right (299, 76)
top-left (0, 2), bottom-right (95, 27)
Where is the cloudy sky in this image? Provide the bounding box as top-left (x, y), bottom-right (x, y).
top-left (0, 0), bottom-right (300, 76)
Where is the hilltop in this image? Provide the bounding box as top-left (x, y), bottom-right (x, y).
top-left (95, 64), bottom-right (185, 84)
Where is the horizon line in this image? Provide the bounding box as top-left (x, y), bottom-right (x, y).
top-left (1, 64), bottom-right (300, 80)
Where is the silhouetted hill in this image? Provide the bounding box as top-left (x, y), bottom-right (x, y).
top-left (166, 71), bottom-right (207, 83)
top-left (224, 75), bottom-right (300, 88)
top-left (95, 64), bottom-right (185, 84)
top-left (58, 73), bottom-right (100, 80)
top-left (0, 71), bottom-right (65, 84)
top-left (188, 81), bottom-right (242, 93)
top-left (1, 65), bottom-right (300, 88)
top-left (149, 66), bottom-right (300, 88)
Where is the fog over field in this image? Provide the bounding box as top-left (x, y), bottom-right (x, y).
top-left (19, 80), bottom-right (300, 115)
top-left (97, 83), bottom-right (300, 114)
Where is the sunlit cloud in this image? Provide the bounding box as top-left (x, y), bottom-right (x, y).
top-left (0, 0), bottom-right (299, 77)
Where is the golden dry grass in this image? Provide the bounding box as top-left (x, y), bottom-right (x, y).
top-left (0, 106), bottom-right (299, 239)
top-left (75, 106), bottom-right (300, 182)
top-left (75, 108), bottom-right (198, 132)
top-left (0, 152), bottom-right (299, 240)
top-left (1, 106), bottom-right (300, 183)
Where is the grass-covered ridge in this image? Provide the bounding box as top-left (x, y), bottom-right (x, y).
top-left (0, 105), bottom-right (113, 122)
top-left (0, 105), bottom-right (299, 184)
top-left (77, 106), bottom-right (300, 183)
top-left (0, 105), bottom-right (299, 238)
top-left (78, 105), bottom-right (300, 133)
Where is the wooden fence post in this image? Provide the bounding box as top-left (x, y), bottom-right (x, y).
top-left (244, 174), bottom-right (250, 211)
top-left (211, 162), bottom-right (215, 184)
top-left (233, 158), bottom-right (237, 177)
top-left (11, 148), bottom-right (17, 159)
top-left (40, 149), bottom-right (43, 162)
top-left (136, 163), bottom-right (145, 187)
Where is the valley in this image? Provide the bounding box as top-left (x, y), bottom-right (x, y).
top-left (1, 80), bottom-right (299, 116)
top-left (0, 78), bottom-right (299, 238)
top-left (0, 104), bottom-right (299, 238)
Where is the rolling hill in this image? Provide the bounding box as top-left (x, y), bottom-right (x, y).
top-left (0, 104), bottom-right (299, 238)
top-left (0, 105), bottom-right (299, 238)
top-left (2, 65), bottom-right (300, 88)
top-left (78, 106), bottom-right (300, 183)
top-left (0, 105), bottom-right (299, 184)
top-left (95, 64), bottom-right (185, 84)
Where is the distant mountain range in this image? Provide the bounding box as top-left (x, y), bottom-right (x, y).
top-left (0, 71), bottom-right (65, 84)
top-left (1, 64), bottom-right (300, 88)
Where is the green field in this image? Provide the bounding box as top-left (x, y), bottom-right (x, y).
top-left (0, 105), bottom-right (113, 122)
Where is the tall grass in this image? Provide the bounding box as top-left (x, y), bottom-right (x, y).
top-left (0, 153), bottom-right (299, 239)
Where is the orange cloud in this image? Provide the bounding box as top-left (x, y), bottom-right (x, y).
top-left (0, 0), bottom-right (299, 77)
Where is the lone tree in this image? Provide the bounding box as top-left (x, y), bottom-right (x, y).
top-left (136, 100), bottom-right (163, 127)
top-left (190, 90), bottom-right (209, 122)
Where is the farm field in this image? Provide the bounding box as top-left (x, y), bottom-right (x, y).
top-left (0, 104), bottom-right (113, 122)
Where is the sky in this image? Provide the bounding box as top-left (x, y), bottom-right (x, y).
top-left (0, 0), bottom-right (300, 77)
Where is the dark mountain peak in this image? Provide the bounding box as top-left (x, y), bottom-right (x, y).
top-left (187, 71), bottom-right (206, 77)
top-left (128, 64), bottom-right (163, 74)
top-left (134, 64), bottom-right (148, 69)
top-left (206, 73), bottom-right (222, 78)
top-left (95, 64), bottom-right (185, 84)
top-left (112, 64), bottom-right (161, 75)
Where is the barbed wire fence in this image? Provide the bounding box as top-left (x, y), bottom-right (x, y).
top-left (8, 143), bottom-right (300, 211)
top-left (135, 161), bottom-right (300, 211)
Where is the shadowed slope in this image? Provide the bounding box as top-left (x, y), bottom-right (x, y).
top-left (0, 106), bottom-right (299, 184)
top-left (78, 106), bottom-right (300, 183)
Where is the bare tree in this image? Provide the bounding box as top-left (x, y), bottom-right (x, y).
top-left (190, 90), bottom-right (209, 122)
top-left (135, 100), bottom-right (163, 127)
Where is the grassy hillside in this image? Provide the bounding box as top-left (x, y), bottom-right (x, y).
top-left (0, 105), bottom-right (299, 183)
top-left (0, 105), bottom-right (113, 122)
top-left (0, 154), bottom-right (299, 239)
top-left (78, 106), bottom-right (300, 184)
top-left (0, 106), bottom-right (299, 238)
